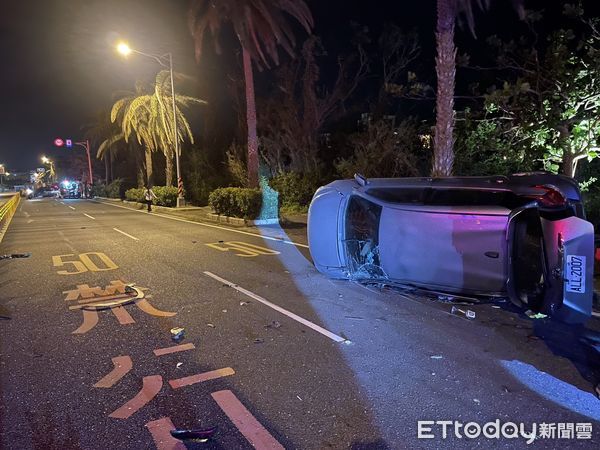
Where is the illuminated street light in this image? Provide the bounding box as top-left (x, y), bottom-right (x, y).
top-left (41, 156), bottom-right (56, 183)
top-left (114, 41), bottom-right (184, 207)
top-left (116, 42), bottom-right (132, 56)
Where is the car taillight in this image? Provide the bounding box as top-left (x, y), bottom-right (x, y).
top-left (530, 184), bottom-right (567, 207)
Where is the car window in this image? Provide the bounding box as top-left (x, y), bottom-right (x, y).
top-left (344, 195), bottom-right (383, 277)
top-left (366, 187), bottom-right (528, 209)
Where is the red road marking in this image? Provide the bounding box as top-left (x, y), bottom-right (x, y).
top-left (211, 390), bottom-right (284, 450)
top-left (109, 375), bottom-right (163, 419)
top-left (136, 299), bottom-right (176, 317)
top-left (94, 356), bottom-right (133, 388)
top-left (168, 367), bottom-right (235, 389)
top-left (153, 343), bottom-right (196, 356)
top-left (111, 306), bottom-right (135, 325)
top-left (146, 417), bottom-right (186, 450)
top-left (72, 310), bottom-right (98, 334)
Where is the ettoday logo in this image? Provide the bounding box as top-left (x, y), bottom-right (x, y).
top-left (417, 420), bottom-right (593, 444)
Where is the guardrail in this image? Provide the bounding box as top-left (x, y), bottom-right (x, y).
top-left (0, 193), bottom-right (20, 243)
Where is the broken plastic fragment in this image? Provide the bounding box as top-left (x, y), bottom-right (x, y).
top-left (171, 327), bottom-right (185, 341)
top-left (264, 321), bottom-right (281, 329)
top-left (170, 426), bottom-right (217, 443)
top-left (430, 355), bottom-right (443, 359)
top-left (207, 323), bottom-right (215, 328)
top-left (176, 362), bottom-right (183, 369)
top-left (525, 310), bottom-right (548, 319)
top-left (450, 306), bottom-right (476, 320)
top-left (254, 338), bottom-right (264, 344)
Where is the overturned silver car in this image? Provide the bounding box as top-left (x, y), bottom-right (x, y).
top-left (308, 173), bottom-right (594, 324)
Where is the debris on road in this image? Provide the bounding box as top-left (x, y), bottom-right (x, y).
top-left (264, 320), bottom-right (281, 329)
top-left (222, 309), bottom-right (227, 313)
top-left (491, 305), bottom-right (501, 309)
top-left (525, 310), bottom-right (548, 319)
top-left (207, 323), bottom-right (215, 328)
top-left (0, 252), bottom-right (31, 260)
top-left (192, 240), bottom-right (197, 244)
top-left (176, 362), bottom-right (183, 369)
top-left (239, 301), bottom-right (249, 306)
top-left (254, 338), bottom-right (265, 344)
top-left (473, 398), bottom-right (481, 404)
top-left (430, 355), bottom-right (443, 360)
top-left (170, 327), bottom-right (185, 342)
top-left (450, 306), bottom-right (476, 320)
top-left (297, 395), bottom-right (302, 401)
top-left (170, 426), bottom-right (217, 443)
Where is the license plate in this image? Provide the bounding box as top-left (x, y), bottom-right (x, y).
top-left (565, 255), bottom-right (586, 293)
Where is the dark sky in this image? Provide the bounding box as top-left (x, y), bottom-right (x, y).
top-left (1, 0), bottom-right (594, 172)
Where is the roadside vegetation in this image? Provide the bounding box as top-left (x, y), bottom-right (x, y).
top-left (80, 2), bottom-right (599, 225)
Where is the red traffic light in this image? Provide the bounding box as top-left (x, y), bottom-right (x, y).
top-left (54, 138), bottom-right (64, 147)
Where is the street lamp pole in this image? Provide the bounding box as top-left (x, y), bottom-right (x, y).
top-left (116, 43), bottom-right (183, 207)
top-left (75, 140), bottom-right (93, 187)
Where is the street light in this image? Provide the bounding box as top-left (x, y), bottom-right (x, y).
top-left (115, 40), bottom-right (184, 207)
top-left (41, 156), bottom-right (56, 183)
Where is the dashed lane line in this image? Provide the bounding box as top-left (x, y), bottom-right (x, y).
top-left (83, 213), bottom-right (96, 220)
top-left (68, 205), bottom-right (76, 210)
top-left (113, 227), bottom-right (139, 241)
top-left (93, 200), bottom-right (309, 249)
top-left (204, 271), bottom-right (347, 343)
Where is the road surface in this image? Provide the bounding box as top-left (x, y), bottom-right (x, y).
top-left (1, 198), bottom-right (599, 449)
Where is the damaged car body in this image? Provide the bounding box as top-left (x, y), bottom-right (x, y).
top-left (308, 172), bottom-right (595, 324)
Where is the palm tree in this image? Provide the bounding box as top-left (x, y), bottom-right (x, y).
top-left (111, 72), bottom-right (205, 186)
top-left (188, 0), bottom-right (313, 187)
top-left (432, 0), bottom-right (523, 176)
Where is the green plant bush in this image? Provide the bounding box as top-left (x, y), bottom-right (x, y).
top-left (268, 172), bottom-right (320, 208)
top-left (105, 179), bottom-right (123, 198)
top-left (208, 187), bottom-right (262, 219)
top-left (124, 186), bottom-right (179, 207)
top-left (125, 188), bottom-right (145, 203)
top-left (153, 186), bottom-right (179, 207)
top-left (93, 182), bottom-right (107, 198)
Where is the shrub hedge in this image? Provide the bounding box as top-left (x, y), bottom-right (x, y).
top-left (125, 186), bottom-right (179, 207)
top-left (268, 172), bottom-right (321, 208)
top-left (208, 187), bottom-right (262, 219)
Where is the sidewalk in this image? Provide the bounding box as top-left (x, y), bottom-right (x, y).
top-left (94, 198), bottom-right (309, 245)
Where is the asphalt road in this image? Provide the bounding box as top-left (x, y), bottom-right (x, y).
top-left (1, 198), bottom-right (599, 449)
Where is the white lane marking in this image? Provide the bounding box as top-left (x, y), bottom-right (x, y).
top-left (113, 227), bottom-right (139, 241)
top-left (68, 206), bottom-right (76, 210)
top-left (83, 213), bottom-right (96, 220)
top-left (204, 271), bottom-right (346, 343)
top-left (93, 200), bottom-right (309, 249)
top-left (60, 202), bottom-right (65, 205)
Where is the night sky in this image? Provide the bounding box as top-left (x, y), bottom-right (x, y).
top-left (1, 0), bottom-right (596, 172)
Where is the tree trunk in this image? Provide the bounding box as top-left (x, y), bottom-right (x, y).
top-left (165, 150), bottom-right (174, 187)
top-left (104, 156), bottom-right (110, 184)
top-left (243, 47), bottom-right (259, 188)
top-left (145, 148), bottom-right (153, 186)
top-left (432, 0), bottom-right (456, 177)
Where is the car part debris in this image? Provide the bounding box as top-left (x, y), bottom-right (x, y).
top-left (207, 323), bottom-right (215, 328)
top-left (264, 321), bottom-right (281, 329)
top-left (525, 310), bottom-right (548, 319)
top-left (171, 327), bottom-right (185, 341)
top-left (0, 252), bottom-right (31, 260)
top-left (81, 285), bottom-right (144, 310)
top-left (254, 338), bottom-right (264, 344)
top-left (239, 301), bottom-right (249, 306)
top-left (170, 426), bottom-right (217, 443)
top-left (430, 355), bottom-right (443, 359)
top-left (176, 362), bottom-right (183, 369)
top-left (450, 306), bottom-right (476, 320)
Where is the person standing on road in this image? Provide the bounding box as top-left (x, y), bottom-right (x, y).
top-left (144, 186), bottom-right (157, 212)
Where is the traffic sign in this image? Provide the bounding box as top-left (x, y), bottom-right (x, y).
top-left (54, 138), bottom-right (64, 147)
